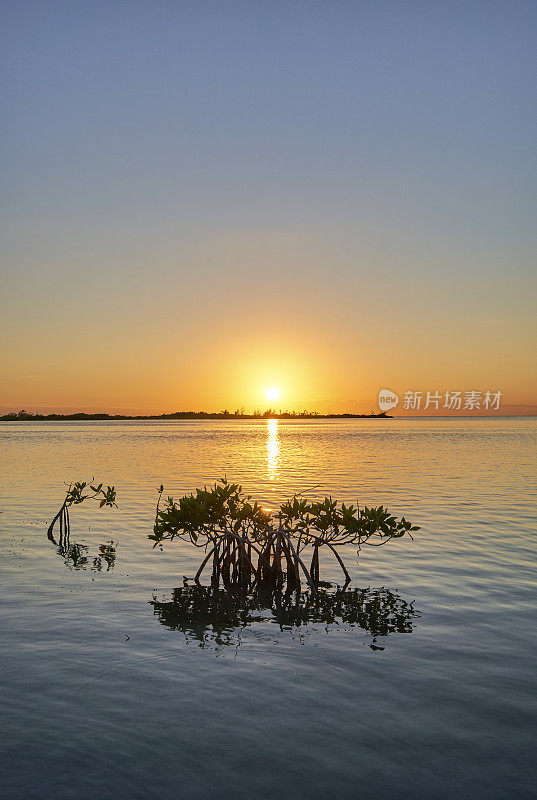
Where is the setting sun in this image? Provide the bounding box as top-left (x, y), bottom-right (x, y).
top-left (265, 386), bottom-right (280, 403)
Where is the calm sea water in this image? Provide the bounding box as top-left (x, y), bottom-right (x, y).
top-left (1, 418), bottom-right (536, 799)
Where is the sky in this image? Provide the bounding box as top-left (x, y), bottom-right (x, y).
top-left (1, 0), bottom-right (536, 415)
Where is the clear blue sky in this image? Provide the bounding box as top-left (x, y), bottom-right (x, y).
top-left (1, 1), bottom-right (536, 413)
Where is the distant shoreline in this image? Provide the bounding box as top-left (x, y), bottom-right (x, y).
top-left (0, 411), bottom-right (391, 422)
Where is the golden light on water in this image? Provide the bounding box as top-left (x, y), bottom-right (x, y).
top-left (266, 418), bottom-right (280, 482)
top-left (265, 386), bottom-right (280, 403)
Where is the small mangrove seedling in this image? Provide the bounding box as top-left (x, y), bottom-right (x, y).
top-left (150, 478), bottom-right (419, 592)
top-left (47, 480), bottom-right (117, 546)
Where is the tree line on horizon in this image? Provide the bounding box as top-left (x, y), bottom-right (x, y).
top-left (1, 408), bottom-right (389, 421)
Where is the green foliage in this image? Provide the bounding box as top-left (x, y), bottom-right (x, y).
top-left (65, 481), bottom-right (117, 508)
top-left (151, 478), bottom-right (418, 549)
top-left (150, 479), bottom-right (270, 546)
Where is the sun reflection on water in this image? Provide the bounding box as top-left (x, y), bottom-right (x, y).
top-left (266, 418), bottom-right (280, 482)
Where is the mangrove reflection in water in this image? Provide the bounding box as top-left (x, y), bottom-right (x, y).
top-left (150, 583), bottom-right (419, 650)
top-left (47, 526), bottom-right (117, 571)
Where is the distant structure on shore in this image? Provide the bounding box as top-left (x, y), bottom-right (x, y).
top-left (1, 408), bottom-right (390, 422)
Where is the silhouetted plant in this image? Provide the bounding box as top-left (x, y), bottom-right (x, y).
top-left (150, 478), bottom-right (419, 592)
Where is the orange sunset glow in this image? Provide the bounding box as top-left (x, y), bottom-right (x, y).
top-left (1, 4), bottom-right (536, 418)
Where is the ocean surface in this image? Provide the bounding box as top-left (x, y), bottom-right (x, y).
top-left (1, 417), bottom-right (536, 799)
